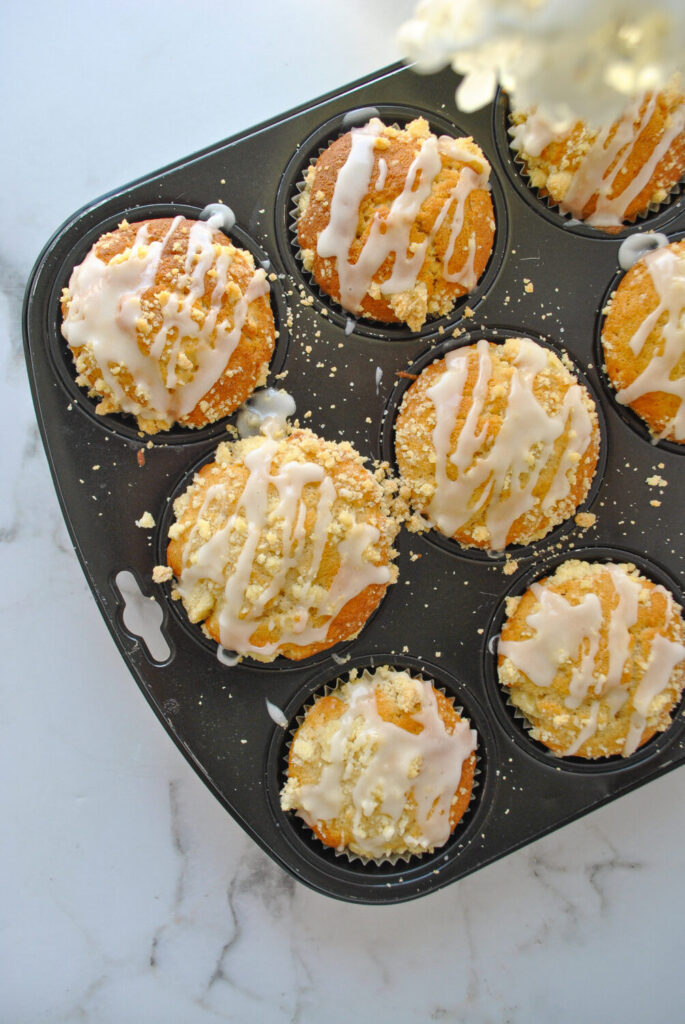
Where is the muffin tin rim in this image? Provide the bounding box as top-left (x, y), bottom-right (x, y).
top-left (273, 101), bottom-right (511, 342)
top-left (22, 58), bottom-right (685, 904)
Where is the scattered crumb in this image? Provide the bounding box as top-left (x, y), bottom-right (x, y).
top-left (135, 511), bottom-right (156, 529)
top-left (650, 499), bottom-right (662, 508)
top-left (137, 449), bottom-right (146, 467)
top-left (574, 512), bottom-right (596, 529)
top-left (646, 475), bottom-right (668, 487)
top-left (152, 565), bottom-right (173, 583)
top-left (503, 559), bottom-right (519, 576)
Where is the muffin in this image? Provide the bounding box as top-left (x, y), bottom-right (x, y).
top-left (280, 665), bottom-right (478, 859)
top-left (61, 216), bottom-right (275, 433)
top-left (509, 85), bottom-right (685, 230)
top-left (394, 338), bottom-right (600, 550)
top-left (602, 238), bottom-right (685, 442)
top-left (498, 560), bottom-right (685, 758)
top-left (296, 116), bottom-right (495, 330)
top-left (165, 429), bottom-right (399, 662)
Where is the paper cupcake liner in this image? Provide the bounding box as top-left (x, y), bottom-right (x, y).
top-left (279, 669), bottom-right (481, 867)
top-left (508, 132), bottom-right (685, 232)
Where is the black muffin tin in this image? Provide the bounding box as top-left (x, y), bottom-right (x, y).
top-left (23, 62), bottom-right (685, 904)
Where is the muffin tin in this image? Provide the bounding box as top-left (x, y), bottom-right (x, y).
top-left (23, 62), bottom-right (685, 904)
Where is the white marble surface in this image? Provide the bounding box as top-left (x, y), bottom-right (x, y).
top-left (2, 3), bottom-right (685, 1021)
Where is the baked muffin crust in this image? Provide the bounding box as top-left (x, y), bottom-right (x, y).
top-left (509, 86), bottom-right (685, 229)
top-left (297, 117), bottom-right (495, 330)
top-left (395, 338), bottom-right (600, 550)
top-left (602, 238), bottom-right (685, 442)
top-left (61, 216), bottom-right (275, 433)
top-left (498, 560), bottom-right (685, 758)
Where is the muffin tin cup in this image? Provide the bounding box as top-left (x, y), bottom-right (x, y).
top-left (274, 103), bottom-right (510, 342)
top-left (23, 60), bottom-right (685, 904)
top-left (381, 325), bottom-right (608, 564)
top-left (493, 90), bottom-right (685, 240)
top-left (265, 654), bottom-right (495, 893)
top-left (482, 544), bottom-right (685, 775)
top-left (593, 229), bottom-right (685, 455)
top-left (47, 202), bottom-right (291, 446)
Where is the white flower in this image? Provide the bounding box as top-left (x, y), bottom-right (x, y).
top-left (397, 0), bottom-right (685, 126)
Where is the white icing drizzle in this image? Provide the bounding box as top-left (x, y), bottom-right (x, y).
top-left (341, 106), bottom-right (381, 128)
top-left (512, 94), bottom-right (685, 228)
top-left (200, 203), bottom-right (236, 234)
top-left (487, 632), bottom-right (500, 655)
top-left (624, 632), bottom-right (685, 754)
top-left (265, 699), bottom-right (288, 728)
top-left (62, 217), bottom-right (269, 423)
top-left (612, 245), bottom-right (685, 440)
top-left (617, 232), bottom-right (669, 271)
top-left (427, 339), bottom-right (594, 549)
top-left (235, 388), bottom-right (296, 438)
top-left (499, 564), bottom-right (685, 755)
top-left (290, 672), bottom-right (477, 855)
top-left (563, 702), bottom-right (600, 757)
top-left (177, 438), bottom-right (391, 658)
top-left (315, 119), bottom-right (490, 312)
top-left (509, 110), bottom-right (573, 158)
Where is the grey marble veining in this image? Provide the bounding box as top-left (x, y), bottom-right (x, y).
top-left (2, 3), bottom-right (685, 1022)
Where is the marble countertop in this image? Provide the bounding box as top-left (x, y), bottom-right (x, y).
top-left (3, 3), bottom-right (684, 1021)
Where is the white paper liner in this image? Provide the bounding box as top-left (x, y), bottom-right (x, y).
top-left (279, 670), bottom-right (481, 867)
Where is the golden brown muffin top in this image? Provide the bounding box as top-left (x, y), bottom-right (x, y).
top-left (61, 216), bottom-right (274, 433)
top-left (297, 117), bottom-right (495, 329)
top-left (395, 338), bottom-right (600, 549)
top-left (509, 85), bottom-right (685, 229)
top-left (280, 665), bottom-right (477, 858)
top-left (602, 239), bottom-right (685, 442)
top-left (165, 429), bottom-right (400, 661)
top-left (498, 560), bottom-right (685, 758)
